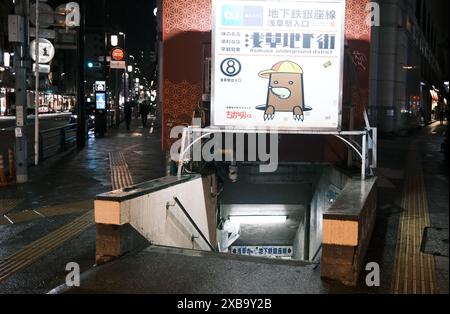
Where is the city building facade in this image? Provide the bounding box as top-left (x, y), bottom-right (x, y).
top-left (369, 0), bottom-right (449, 133)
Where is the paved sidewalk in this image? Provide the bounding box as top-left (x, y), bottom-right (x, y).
top-left (366, 121), bottom-right (449, 294)
top-left (0, 118), bottom-right (166, 215)
top-left (55, 122), bottom-right (450, 294)
top-left (0, 118), bottom-right (166, 293)
top-left (0, 119), bottom-right (447, 294)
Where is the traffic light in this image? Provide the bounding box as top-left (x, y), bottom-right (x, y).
top-left (87, 61), bottom-right (101, 69)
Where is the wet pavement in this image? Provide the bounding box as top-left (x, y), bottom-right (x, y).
top-left (365, 121), bottom-right (449, 294)
top-left (61, 121), bottom-right (447, 294)
top-left (0, 120), bottom-right (448, 294)
top-left (0, 117), bottom-right (166, 213)
top-left (0, 118), bottom-right (166, 293)
top-left (57, 246), bottom-right (360, 294)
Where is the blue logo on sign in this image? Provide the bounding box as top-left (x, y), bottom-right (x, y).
top-left (243, 6), bottom-right (263, 26)
top-left (222, 5), bottom-right (242, 26)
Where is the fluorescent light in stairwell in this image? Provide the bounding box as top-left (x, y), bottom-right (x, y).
top-left (229, 215), bottom-right (287, 224)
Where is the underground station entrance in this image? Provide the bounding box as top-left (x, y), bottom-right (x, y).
top-left (58, 0), bottom-right (381, 293)
top-left (217, 163), bottom-right (337, 262)
top-left (88, 127), bottom-right (378, 291)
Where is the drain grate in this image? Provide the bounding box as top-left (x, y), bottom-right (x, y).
top-left (421, 227), bottom-right (449, 257)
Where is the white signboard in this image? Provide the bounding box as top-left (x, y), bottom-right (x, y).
top-left (110, 60), bottom-right (126, 69)
top-left (212, 0), bottom-right (345, 130)
top-left (15, 127), bottom-right (23, 138)
top-left (32, 63), bottom-right (51, 74)
top-left (95, 81), bottom-right (106, 92)
top-left (231, 246), bottom-right (293, 257)
top-left (30, 38), bottom-right (55, 63)
top-left (16, 106), bottom-right (24, 127)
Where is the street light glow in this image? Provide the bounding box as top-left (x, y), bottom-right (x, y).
top-left (3, 52), bottom-right (10, 67)
top-left (110, 35), bottom-right (118, 47)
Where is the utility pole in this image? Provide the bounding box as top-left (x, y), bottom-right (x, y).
top-left (76, 0), bottom-right (86, 148)
top-left (12, 0), bottom-right (29, 183)
top-left (114, 68), bottom-right (120, 127)
top-left (34, 0), bottom-right (39, 165)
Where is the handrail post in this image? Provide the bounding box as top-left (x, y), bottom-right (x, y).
top-left (173, 196), bottom-right (216, 252)
top-left (362, 132), bottom-right (367, 180)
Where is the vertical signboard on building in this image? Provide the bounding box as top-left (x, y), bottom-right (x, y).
top-left (212, 0), bottom-right (346, 130)
top-left (95, 92), bottom-right (106, 110)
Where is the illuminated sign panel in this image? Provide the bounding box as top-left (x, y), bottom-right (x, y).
top-left (231, 246), bottom-right (293, 257)
top-left (96, 92), bottom-right (106, 110)
top-left (211, 0), bottom-right (346, 130)
top-left (111, 48), bottom-right (125, 61)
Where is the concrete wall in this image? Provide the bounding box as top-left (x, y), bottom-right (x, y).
top-left (320, 177), bottom-right (378, 286)
top-left (95, 175), bottom-right (217, 263)
top-left (126, 177), bottom-right (214, 250)
top-left (292, 166), bottom-right (350, 261)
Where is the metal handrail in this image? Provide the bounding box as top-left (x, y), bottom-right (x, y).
top-left (39, 123), bottom-right (77, 160)
top-left (40, 123), bottom-right (77, 135)
top-left (173, 197), bottom-right (216, 252)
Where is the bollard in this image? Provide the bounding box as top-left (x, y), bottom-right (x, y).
top-left (0, 155), bottom-right (7, 186)
top-left (8, 148), bottom-right (15, 179)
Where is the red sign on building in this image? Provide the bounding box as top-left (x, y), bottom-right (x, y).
top-left (111, 48), bottom-right (125, 61)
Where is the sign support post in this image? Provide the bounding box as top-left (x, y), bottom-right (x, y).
top-left (12, 0), bottom-right (29, 183)
top-left (34, 0), bottom-right (40, 166)
top-left (76, 0), bottom-right (86, 148)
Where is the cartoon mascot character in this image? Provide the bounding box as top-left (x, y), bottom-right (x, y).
top-left (258, 61), bottom-right (311, 122)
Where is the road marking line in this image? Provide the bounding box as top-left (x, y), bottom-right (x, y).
top-left (391, 150), bottom-right (438, 294)
top-left (33, 210), bottom-right (46, 218)
top-left (0, 217), bottom-right (90, 269)
top-left (0, 211), bottom-right (93, 282)
top-left (0, 220), bottom-right (90, 275)
top-left (3, 214), bottom-right (13, 224)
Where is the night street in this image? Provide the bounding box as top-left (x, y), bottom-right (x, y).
top-left (0, 0), bottom-right (449, 307)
